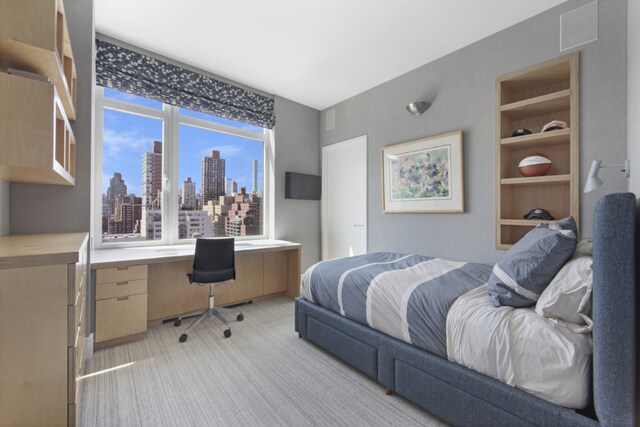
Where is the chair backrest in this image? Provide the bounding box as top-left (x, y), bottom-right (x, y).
top-left (190, 237), bottom-right (236, 284)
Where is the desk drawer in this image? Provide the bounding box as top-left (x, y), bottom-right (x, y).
top-left (96, 278), bottom-right (147, 300)
top-left (95, 293), bottom-right (147, 343)
top-left (97, 264), bottom-right (148, 284)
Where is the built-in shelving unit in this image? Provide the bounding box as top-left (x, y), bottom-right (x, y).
top-left (495, 54), bottom-right (579, 249)
top-left (0, 0), bottom-right (77, 185)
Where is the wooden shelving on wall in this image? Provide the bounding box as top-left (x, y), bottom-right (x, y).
top-left (495, 54), bottom-right (579, 249)
top-left (0, 0), bottom-right (77, 186)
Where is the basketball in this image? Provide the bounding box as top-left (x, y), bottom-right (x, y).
top-left (518, 153), bottom-right (552, 177)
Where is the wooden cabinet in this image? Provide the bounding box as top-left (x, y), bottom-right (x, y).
top-left (495, 54), bottom-right (579, 248)
top-left (0, 232), bottom-right (88, 427)
top-left (95, 264), bottom-right (148, 346)
top-left (0, 0), bottom-right (78, 185)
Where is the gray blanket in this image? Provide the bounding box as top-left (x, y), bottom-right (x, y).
top-left (301, 252), bottom-right (492, 358)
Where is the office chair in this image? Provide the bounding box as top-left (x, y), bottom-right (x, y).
top-left (175, 237), bottom-right (244, 342)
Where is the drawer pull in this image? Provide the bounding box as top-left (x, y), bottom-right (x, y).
top-left (117, 296), bottom-right (129, 301)
top-left (116, 281), bottom-right (129, 286)
top-left (116, 266), bottom-right (130, 271)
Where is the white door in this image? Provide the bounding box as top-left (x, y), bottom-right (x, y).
top-left (322, 135), bottom-right (367, 260)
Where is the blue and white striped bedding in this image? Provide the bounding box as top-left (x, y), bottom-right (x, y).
top-left (300, 252), bottom-right (492, 358)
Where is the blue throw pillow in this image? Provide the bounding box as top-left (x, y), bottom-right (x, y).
top-left (488, 217), bottom-right (578, 307)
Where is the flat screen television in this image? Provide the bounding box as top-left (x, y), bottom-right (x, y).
top-left (285, 172), bottom-right (321, 200)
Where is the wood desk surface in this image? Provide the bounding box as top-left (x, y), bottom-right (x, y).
top-left (91, 239), bottom-right (301, 269)
top-left (0, 232), bottom-right (88, 269)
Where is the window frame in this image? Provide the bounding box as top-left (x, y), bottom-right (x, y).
top-left (92, 86), bottom-right (271, 249)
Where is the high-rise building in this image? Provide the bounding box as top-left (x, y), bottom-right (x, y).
top-left (181, 177), bottom-right (196, 210)
top-left (225, 177), bottom-right (234, 196)
top-left (107, 172), bottom-right (127, 201)
top-left (201, 149), bottom-right (225, 205)
top-left (252, 159), bottom-right (258, 193)
top-left (142, 141), bottom-right (162, 209)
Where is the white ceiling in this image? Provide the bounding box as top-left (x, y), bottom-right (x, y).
top-left (95, 0), bottom-right (567, 111)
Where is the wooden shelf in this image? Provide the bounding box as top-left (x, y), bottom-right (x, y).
top-left (501, 89), bottom-right (570, 120)
top-left (495, 54), bottom-right (579, 249)
top-left (499, 219), bottom-right (552, 226)
top-left (501, 174), bottom-right (571, 186)
top-left (0, 72), bottom-right (75, 185)
top-left (0, 0), bottom-right (77, 120)
top-left (501, 128), bottom-right (570, 150)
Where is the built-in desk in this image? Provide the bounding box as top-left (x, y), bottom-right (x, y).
top-left (91, 240), bottom-right (301, 347)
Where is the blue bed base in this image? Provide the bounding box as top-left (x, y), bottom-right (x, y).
top-left (295, 193), bottom-right (637, 426)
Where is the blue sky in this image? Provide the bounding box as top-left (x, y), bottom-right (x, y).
top-left (102, 89), bottom-right (264, 198)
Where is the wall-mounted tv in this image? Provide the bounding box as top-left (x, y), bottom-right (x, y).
top-left (285, 172), bottom-right (321, 200)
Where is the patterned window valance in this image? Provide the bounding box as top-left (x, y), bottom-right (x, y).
top-left (95, 39), bottom-right (275, 129)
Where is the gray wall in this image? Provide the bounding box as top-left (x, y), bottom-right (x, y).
top-left (273, 96), bottom-right (321, 270)
top-left (10, 0), bottom-right (94, 235)
top-left (320, 0), bottom-right (628, 264)
top-left (0, 180), bottom-right (8, 236)
top-left (629, 0), bottom-right (640, 195)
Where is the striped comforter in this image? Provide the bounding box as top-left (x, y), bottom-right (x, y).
top-left (300, 252), bottom-right (492, 358)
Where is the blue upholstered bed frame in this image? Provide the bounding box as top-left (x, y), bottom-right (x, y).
top-left (295, 192), bottom-right (637, 426)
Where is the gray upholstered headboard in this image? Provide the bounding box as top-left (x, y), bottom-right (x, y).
top-left (592, 192), bottom-right (637, 426)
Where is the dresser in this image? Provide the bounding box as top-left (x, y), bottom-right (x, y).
top-left (0, 232), bottom-right (88, 427)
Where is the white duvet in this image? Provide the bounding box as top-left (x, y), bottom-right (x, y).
top-left (446, 285), bottom-right (592, 409)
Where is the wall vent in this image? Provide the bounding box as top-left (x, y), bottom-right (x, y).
top-left (560, 0), bottom-right (598, 51)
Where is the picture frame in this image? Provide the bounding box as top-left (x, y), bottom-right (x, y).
top-left (382, 130), bottom-right (464, 213)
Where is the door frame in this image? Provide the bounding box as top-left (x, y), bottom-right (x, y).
top-left (321, 135), bottom-right (368, 260)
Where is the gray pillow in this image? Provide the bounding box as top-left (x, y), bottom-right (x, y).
top-left (488, 217), bottom-right (578, 307)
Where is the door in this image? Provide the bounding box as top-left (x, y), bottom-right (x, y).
top-left (322, 135), bottom-right (367, 260)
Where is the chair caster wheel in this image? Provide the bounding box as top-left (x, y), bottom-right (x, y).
top-left (174, 319), bottom-right (182, 327)
top-left (224, 329), bottom-right (231, 338)
top-left (179, 334), bottom-right (188, 343)
top-left (237, 313), bottom-right (244, 321)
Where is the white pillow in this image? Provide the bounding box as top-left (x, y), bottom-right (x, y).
top-left (535, 256), bottom-right (592, 333)
top-left (572, 239), bottom-right (593, 259)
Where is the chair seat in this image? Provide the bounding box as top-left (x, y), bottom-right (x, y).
top-left (188, 267), bottom-right (235, 284)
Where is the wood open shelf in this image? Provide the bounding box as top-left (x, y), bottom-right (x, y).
top-left (500, 128), bottom-right (570, 150)
top-left (501, 175), bottom-right (571, 185)
top-left (0, 72), bottom-right (75, 185)
top-left (0, 0), bottom-right (77, 120)
top-left (495, 54), bottom-right (579, 248)
top-left (500, 89), bottom-right (570, 120)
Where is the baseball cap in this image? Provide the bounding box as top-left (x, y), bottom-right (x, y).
top-left (511, 128), bottom-right (532, 137)
top-left (541, 120), bottom-right (568, 132)
top-left (523, 208), bottom-right (555, 220)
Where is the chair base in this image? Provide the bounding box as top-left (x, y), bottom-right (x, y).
top-left (176, 284), bottom-right (244, 342)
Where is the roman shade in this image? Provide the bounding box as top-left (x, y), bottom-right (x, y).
top-left (95, 39), bottom-right (275, 129)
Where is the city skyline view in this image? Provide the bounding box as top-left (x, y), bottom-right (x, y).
top-left (101, 88), bottom-right (265, 242)
top-left (102, 88), bottom-right (264, 198)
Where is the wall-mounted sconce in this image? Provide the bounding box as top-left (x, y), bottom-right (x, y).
top-left (583, 159), bottom-right (630, 193)
top-left (406, 101), bottom-right (430, 116)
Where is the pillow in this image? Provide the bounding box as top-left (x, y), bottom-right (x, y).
top-left (487, 216), bottom-right (578, 308)
top-left (572, 238), bottom-right (593, 259)
top-left (535, 255), bottom-right (593, 331)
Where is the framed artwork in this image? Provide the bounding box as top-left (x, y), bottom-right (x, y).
top-left (382, 130), bottom-right (464, 213)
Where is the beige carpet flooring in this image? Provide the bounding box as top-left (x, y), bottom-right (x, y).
top-left (79, 297), bottom-right (447, 427)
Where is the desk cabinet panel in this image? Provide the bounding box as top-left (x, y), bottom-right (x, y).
top-left (263, 251), bottom-right (288, 295)
top-left (96, 264), bottom-right (147, 284)
top-left (95, 264), bottom-right (148, 345)
top-left (0, 232), bottom-right (87, 427)
top-left (147, 260), bottom-right (209, 322)
top-left (215, 252), bottom-right (264, 305)
top-left (96, 278), bottom-right (147, 300)
top-left (95, 293), bottom-right (147, 343)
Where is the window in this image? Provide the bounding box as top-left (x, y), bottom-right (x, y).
top-left (94, 87), bottom-right (270, 247)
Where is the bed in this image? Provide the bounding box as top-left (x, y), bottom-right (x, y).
top-left (295, 192), bottom-right (637, 426)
